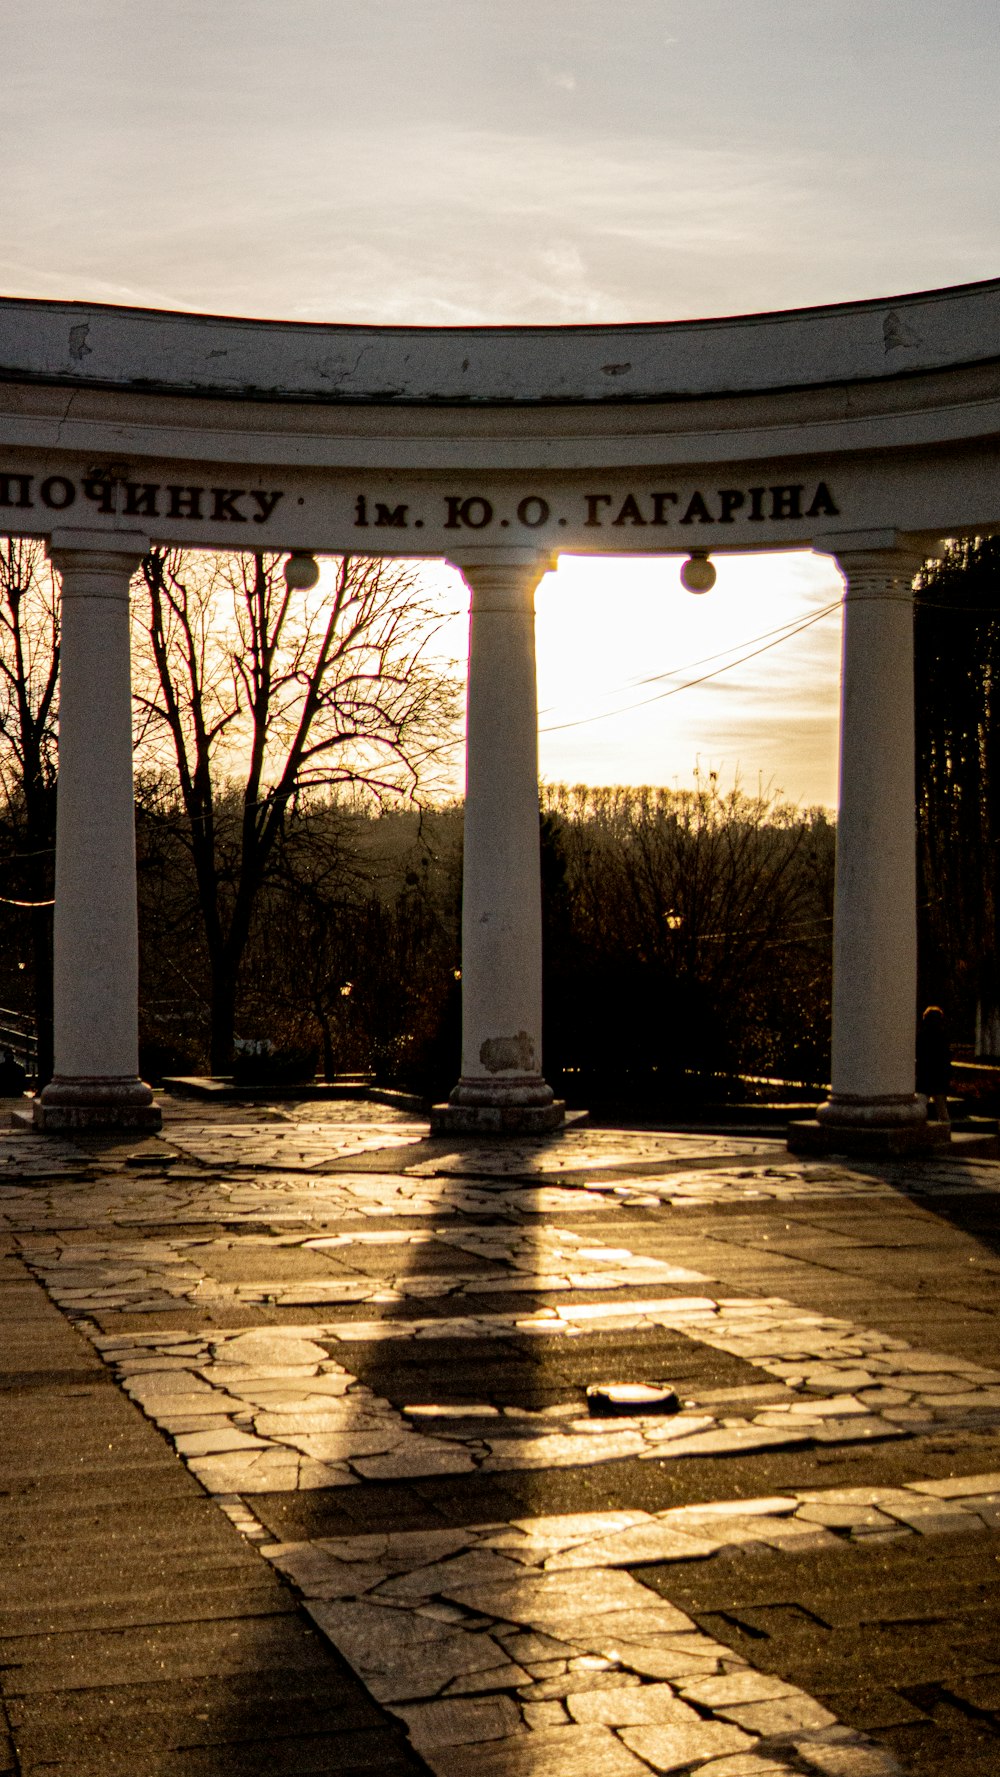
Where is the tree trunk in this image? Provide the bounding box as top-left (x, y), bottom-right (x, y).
top-left (209, 966), bottom-right (238, 1077)
top-left (975, 998), bottom-right (1000, 1061)
top-left (316, 1008), bottom-right (335, 1083)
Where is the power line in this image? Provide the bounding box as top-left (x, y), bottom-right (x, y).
top-left (625, 606), bottom-right (840, 691)
top-left (540, 601), bottom-right (842, 735)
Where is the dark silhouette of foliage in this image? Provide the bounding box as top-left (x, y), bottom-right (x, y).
top-left (0, 539), bottom-right (58, 1083)
top-left (136, 792), bottom-right (463, 1095)
top-left (136, 774), bottom-right (833, 1109)
top-left (915, 537), bottom-right (1000, 1051)
top-left (541, 780), bottom-right (834, 1111)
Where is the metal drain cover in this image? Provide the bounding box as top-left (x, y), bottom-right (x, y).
top-left (586, 1382), bottom-right (680, 1417)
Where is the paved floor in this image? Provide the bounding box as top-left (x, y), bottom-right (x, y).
top-left (1, 1098), bottom-right (999, 1775)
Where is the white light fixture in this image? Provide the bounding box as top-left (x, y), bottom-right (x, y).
top-left (680, 549), bottom-right (716, 594)
top-left (283, 550), bottom-right (320, 591)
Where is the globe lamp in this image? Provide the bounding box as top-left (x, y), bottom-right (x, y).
top-left (680, 550), bottom-right (716, 594)
top-left (283, 550), bottom-right (320, 592)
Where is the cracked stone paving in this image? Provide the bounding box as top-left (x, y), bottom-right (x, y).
top-left (1, 1096), bottom-right (999, 1774)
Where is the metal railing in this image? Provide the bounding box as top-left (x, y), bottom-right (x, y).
top-left (0, 1005), bottom-right (37, 1076)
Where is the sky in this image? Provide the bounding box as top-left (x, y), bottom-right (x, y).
top-left (4, 0), bottom-right (999, 805)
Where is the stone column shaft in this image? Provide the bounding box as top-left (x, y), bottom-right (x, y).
top-left (818, 543), bottom-right (926, 1134)
top-left (433, 552), bottom-right (563, 1133)
top-left (35, 529), bottom-right (159, 1130)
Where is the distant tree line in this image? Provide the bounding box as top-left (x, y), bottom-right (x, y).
top-left (128, 777), bottom-right (838, 1107)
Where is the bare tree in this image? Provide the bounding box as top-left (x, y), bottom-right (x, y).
top-left (133, 548), bottom-right (459, 1073)
top-left (0, 538), bottom-right (59, 1083)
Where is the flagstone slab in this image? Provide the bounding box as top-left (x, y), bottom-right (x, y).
top-left (428, 1726), bottom-right (658, 1775)
top-left (565, 1682), bottom-right (703, 1727)
top-left (392, 1694), bottom-right (525, 1748)
top-left (621, 1720), bottom-right (756, 1768)
top-left (443, 1568), bottom-right (693, 1629)
top-left (543, 1523), bottom-right (720, 1568)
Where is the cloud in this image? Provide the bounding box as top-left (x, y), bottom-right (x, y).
top-left (4, 111), bottom-right (998, 326)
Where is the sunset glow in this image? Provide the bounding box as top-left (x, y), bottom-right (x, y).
top-left (4, 0), bottom-right (994, 802)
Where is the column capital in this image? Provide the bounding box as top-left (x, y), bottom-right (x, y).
top-left (47, 528), bottom-right (149, 590)
top-left (449, 549), bottom-right (556, 610)
top-left (813, 529), bottom-right (928, 586)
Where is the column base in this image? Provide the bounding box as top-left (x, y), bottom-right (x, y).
top-left (816, 1091), bottom-right (927, 1129)
top-left (33, 1075), bottom-right (161, 1132)
top-left (431, 1076), bottom-right (565, 1135)
top-left (791, 1089), bottom-right (942, 1156)
top-left (787, 1118), bottom-right (950, 1158)
top-left (431, 1100), bottom-right (567, 1134)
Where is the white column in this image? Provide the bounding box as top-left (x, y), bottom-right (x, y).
top-left (34, 529), bottom-right (160, 1131)
top-left (434, 551), bottom-right (563, 1133)
top-left (817, 538), bottom-right (926, 1134)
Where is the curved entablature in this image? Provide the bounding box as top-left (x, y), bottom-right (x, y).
top-left (1, 280), bottom-right (999, 551)
top-left (2, 279), bottom-right (1000, 407)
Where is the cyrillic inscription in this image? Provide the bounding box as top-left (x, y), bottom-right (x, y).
top-left (0, 474), bottom-right (285, 525)
top-left (0, 469), bottom-right (841, 539)
top-left (352, 481), bottom-right (841, 533)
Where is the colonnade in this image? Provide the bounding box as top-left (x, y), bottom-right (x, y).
top-left (31, 527), bottom-right (936, 1151)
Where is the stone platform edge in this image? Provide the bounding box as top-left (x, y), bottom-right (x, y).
top-left (161, 1074), bottom-right (429, 1110)
top-left (787, 1119), bottom-right (1000, 1159)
